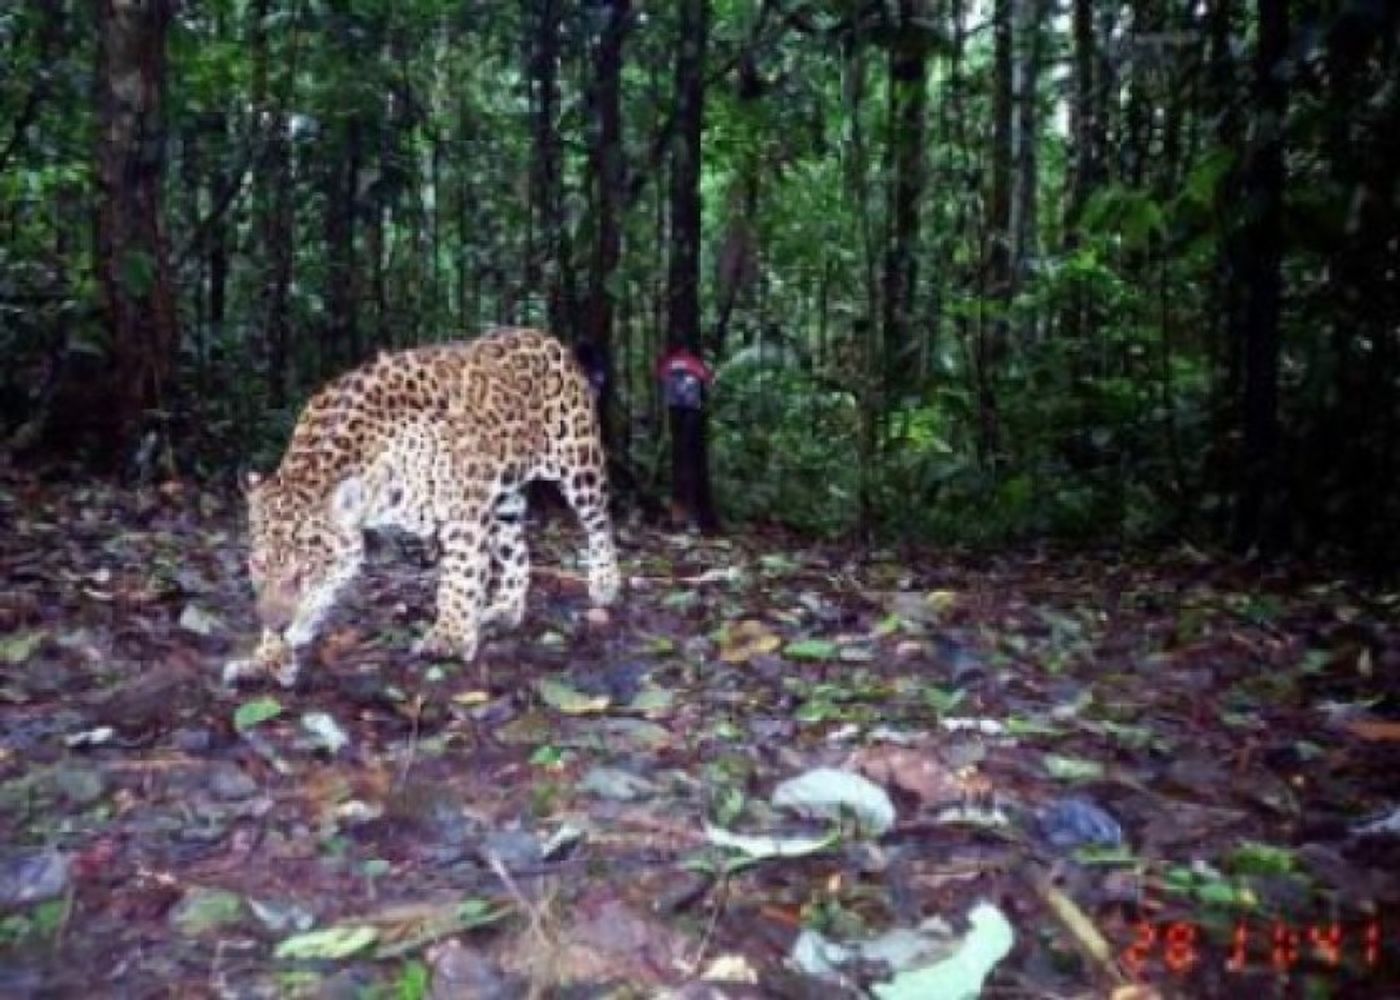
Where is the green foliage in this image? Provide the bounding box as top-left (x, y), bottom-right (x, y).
top-left (711, 365), bottom-right (861, 536)
top-left (0, 0), bottom-right (1394, 567)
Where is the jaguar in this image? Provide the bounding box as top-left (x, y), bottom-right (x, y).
top-left (224, 327), bottom-right (621, 687)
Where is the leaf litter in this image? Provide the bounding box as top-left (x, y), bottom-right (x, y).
top-left (1, 471), bottom-right (1399, 996)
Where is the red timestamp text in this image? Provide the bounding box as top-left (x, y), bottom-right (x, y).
top-left (1120, 917), bottom-right (1387, 977)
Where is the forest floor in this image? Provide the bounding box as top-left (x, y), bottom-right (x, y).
top-left (1, 472), bottom-right (1398, 1000)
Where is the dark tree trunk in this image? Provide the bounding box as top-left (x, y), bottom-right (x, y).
top-left (528, 0), bottom-right (573, 339)
top-left (249, 0), bottom-right (295, 410)
top-left (988, 0), bottom-right (1013, 300)
top-left (1231, 0), bottom-right (1289, 551)
top-left (1203, 0), bottom-right (1241, 536)
top-left (207, 116), bottom-right (229, 371)
top-left (1062, 0), bottom-right (1101, 338)
top-left (325, 119), bottom-right (360, 364)
top-left (1011, 0), bottom-right (1046, 325)
top-left (265, 120), bottom-right (293, 405)
top-left (94, 0), bottom-right (179, 465)
top-left (880, 0), bottom-right (930, 397)
top-left (583, 0), bottom-right (631, 451)
top-left (666, 0), bottom-right (716, 530)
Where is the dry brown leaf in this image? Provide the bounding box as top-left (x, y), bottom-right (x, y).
top-left (1345, 718), bottom-right (1400, 742)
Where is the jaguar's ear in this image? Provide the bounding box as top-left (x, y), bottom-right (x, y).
top-left (244, 470), bottom-right (263, 494)
top-left (330, 475), bottom-right (367, 529)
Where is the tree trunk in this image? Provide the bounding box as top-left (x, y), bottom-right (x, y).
top-left (1062, 0), bottom-right (1100, 292)
top-left (880, 0), bottom-right (930, 399)
top-left (207, 115), bottom-right (229, 387)
top-left (988, 0), bottom-right (1013, 302)
top-left (528, 0), bottom-right (573, 338)
top-left (324, 119), bottom-right (359, 364)
top-left (1011, 0), bottom-right (1046, 337)
top-left (583, 0), bottom-right (631, 451)
top-left (94, 0), bottom-right (179, 466)
top-left (1231, 0), bottom-right (1289, 551)
top-left (666, 0), bottom-right (716, 530)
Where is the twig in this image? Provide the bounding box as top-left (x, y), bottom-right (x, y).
top-left (1028, 864), bottom-right (1129, 986)
top-left (485, 851), bottom-right (550, 948)
top-left (395, 693), bottom-right (424, 788)
top-left (685, 872), bottom-right (729, 975)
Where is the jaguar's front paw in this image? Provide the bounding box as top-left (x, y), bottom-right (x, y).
top-left (481, 598), bottom-right (526, 632)
top-left (413, 623), bottom-right (479, 662)
top-left (222, 656), bottom-right (261, 687)
top-left (588, 565), bottom-right (621, 607)
top-left (223, 632), bottom-right (298, 688)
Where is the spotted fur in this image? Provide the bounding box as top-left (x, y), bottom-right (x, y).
top-left (225, 328), bottom-right (620, 687)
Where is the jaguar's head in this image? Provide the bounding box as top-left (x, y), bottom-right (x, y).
top-left (244, 471), bottom-right (367, 640)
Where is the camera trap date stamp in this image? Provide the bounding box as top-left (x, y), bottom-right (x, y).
top-left (1118, 914), bottom-right (1393, 982)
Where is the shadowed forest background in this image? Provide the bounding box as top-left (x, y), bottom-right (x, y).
top-left (1, 0), bottom-right (1397, 566)
top-left (5, 3), bottom-right (1400, 995)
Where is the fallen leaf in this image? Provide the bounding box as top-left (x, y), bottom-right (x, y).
top-left (852, 747), bottom-right (964, 809)
top-left (704, 824), bottom-right (836, 859)
top-left (234, 696), bottom-right (284, 732)
top-left (719, 619), bottom-right (783, 664)
top-left (536, 677), bottom-right (611, 715)
top-left (274, 924), bottom-right (379, 960)
top-left (177, 604), bottom-right (222, 637)
top-left (300, 712), bottom-right (350, 754)
top-left (1345, 719), bottom-right (1400, 742)
top-left (0, 631), bottom-right (45, 666)
top-left (784, 638), bottom-right (837, 661)
top-left (872, 902), bottom-right (1014, 1000)
top-left (772, 767), bottom-right (896, 835)
top-left (1043, 754), bottom-right (1106, 783)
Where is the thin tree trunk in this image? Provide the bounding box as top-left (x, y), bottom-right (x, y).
top-left (207, 113), bottom-right (229, 395)
top-left (980, 0), bottom-right (1013, 464)
top-left (324, 118), bottom-right (360, 363)
top-left (666, 0), bottom-right (716, 530)
top-left (94, 0), bottom-right (179, 465)
top-left (1011, 0), bottom-right (1046, 339)
top-left (583, 0), bottom-right (631, 451)
top-left (988, 0), bottom-right (1013, 299)
top-left (880, 0), bottom-right (930, 399)
top-left (250, 0), bottom-right (298, 410)
top-left (1231, 0), bottom-right (1289, 551)
top-left (528, 0), bottom-right (571, 337)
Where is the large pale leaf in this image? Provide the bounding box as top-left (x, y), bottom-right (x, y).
top-left (771, 768), bottom-right (896, 836)
top-left (872, 902), bottom-right (1014, 999)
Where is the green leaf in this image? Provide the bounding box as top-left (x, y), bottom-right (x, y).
top-left (1182, 147), bottom-right (1235, 207)
top-left (274, 925), bottom-right (379, 960)
top-left (234, 697), bottom-right (284, 732)
top-left (395, 960), bottom-right (429, 1000)
top-left (923, 685), bottom-right (966, 716)
top-left (535, 677), bottom-right (610, 715)
top-left (1005, 716), bottom-right (1061, 738)
top-left (118, 249), bottom-right (157, 297)
top-left (1043, 754), bottom-right (1105, 783)
top-left (1227, 841), bottom-right (1296, 876)
top-left (784, 638), bottom-right (837, 661)
top-left (0, 631), bottom-right (44, 666)
top-left (625, 685), bottom-right (675, 715)
top-left (528, 744), bottom-right (571, 768)
top-left (457, 898), bottom-right (509, 929)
